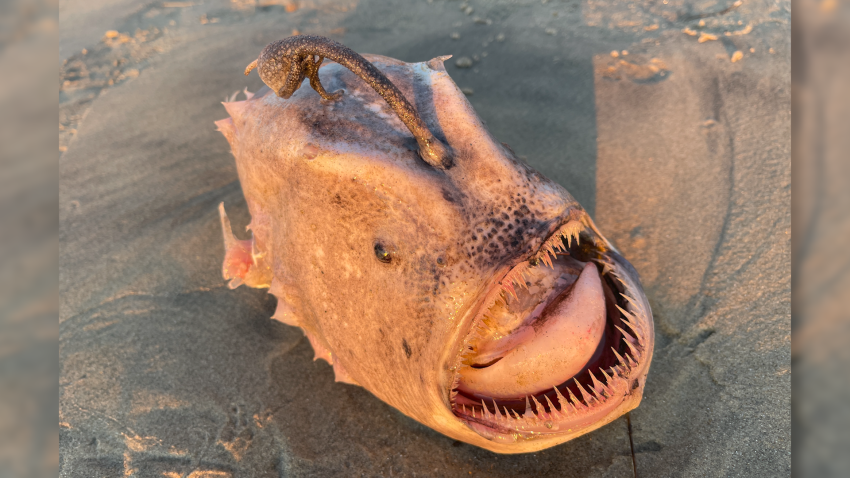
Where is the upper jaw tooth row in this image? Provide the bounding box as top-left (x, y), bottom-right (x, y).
top-left (534, 220), bottom-right (586, 268)
top-left (491, 218), bottom-right (650, 356)
top-left (497, 220), bottom-right (586, 300)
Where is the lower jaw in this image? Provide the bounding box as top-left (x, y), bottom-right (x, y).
top-left (462, 385), bottom-right (630, 442)
top-left (458, 387), bottom-right (647, 450)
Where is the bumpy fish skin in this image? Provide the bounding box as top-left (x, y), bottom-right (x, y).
top-left (216, 53), bottom-right (653, 453)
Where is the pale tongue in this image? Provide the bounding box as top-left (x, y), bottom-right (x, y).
top-left (458, 262), bottom-right (607, 399)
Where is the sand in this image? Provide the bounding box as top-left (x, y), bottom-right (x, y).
top-left (59, 0), bottom-right (790, 475)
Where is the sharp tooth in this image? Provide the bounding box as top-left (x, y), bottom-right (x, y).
top-left (553, 387), bottom-right (570, 413)
top-left (621, 293), bottom-right (645, 315)
top-left (557, 238), bottom-right (568, 252)
top-left (523, 396), bottom-right (535, 421)
top-left (626, 353), bottom-right (638, 368)
top-left (462, 404), bottom-right (467, 415)
top-left (562, 232), bottom-right (572, 249)
top-left (493, 399), bottom-right (503, 421)
top-left (616, 306), bottom-right (645, 344)
top-left (531, 395), bottom-right (546, 420)
top-left (617, 330), bottom-right (642, 360)
top-left (539, 251), bottom-right (552, 268)
top-left (509, 408), bottom-right (522, 425)
top-left (615, 304), bottom-right (639, 325)
top-left (502, 280), bottom-right (518, 300)
top-left (471, 407), bottom-right (476, 418)
top-left (574, 378), bottom-right (596, 405)
top-left (507, 268), bottom-right (528, 291)
top-left (622, 320), bottom-right (645, 346)
top-left (567, 388), bottom-right (586, 410)
top-left (615, 325), bottom-right (639, 347)
top-left (481, 400), bottom-right (492, 420)
top-left (525, 407), bottom-right (540, 425)
top-left (611, 347), bottom-right (628, 369)
top-left (539, 245), bottom-right (555, 267)
top-left (589, 371), bottom-right (606, 398)
top-left (600, 368), bottom-right (613, 385)
top-left (544, 395), bottom-right (563, 420)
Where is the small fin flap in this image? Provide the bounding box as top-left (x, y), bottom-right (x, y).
top-left (305, 332), bottom-right (333, 365)
top-left (222, 100), bottom-right (249, 122)
top-left (214, 117), bottom-right (236, 145)
top-left (219, 203), bottom-right (253, 288)
top-left (333, 360), bottom-right (360, 386)
top-left (269, 280), bottom-right (303, 327)
top-left (271, 297), bottom-right (299, 327)
top-left (427, 55), bottom-right (452, 71)
top-left (219, 203), bottom-right (273, 289)
top-left (268, 279), bottom-right (284, 297)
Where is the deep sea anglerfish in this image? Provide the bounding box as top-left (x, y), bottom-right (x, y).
top-left (215, 35), bottom-right (654, 453)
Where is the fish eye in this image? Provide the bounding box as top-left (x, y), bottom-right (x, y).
top-left (374, 243), bottom-right (392, 263)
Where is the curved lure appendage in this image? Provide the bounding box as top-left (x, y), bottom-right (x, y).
top-left (245, 35), bottom-right (453, 170)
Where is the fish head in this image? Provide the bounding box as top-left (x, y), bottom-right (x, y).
top-left (215, 54), bottom-right (654, 453)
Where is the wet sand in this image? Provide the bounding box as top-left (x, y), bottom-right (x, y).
top-left (60, 0), bottom-right (790, 476)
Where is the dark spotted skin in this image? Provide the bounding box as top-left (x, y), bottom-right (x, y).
top-left (246, 35), bottom-right (453, 169)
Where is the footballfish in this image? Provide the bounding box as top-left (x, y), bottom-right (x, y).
top-left (215, 35), bottom-right (654, 453)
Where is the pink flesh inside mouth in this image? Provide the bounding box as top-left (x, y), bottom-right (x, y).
top-left (457, 262), bottom-right (606, 399)
top-left (450, 220), bottom-right (648, 439)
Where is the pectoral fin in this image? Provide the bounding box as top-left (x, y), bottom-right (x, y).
top-left (219, 202), bottom-right (272, 289)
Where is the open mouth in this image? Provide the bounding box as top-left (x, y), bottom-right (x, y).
top-left (449, 215), bottom-right (651, 443)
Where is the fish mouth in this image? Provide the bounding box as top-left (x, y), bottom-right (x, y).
top-left (448, 213), bottom-right (652, 444)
